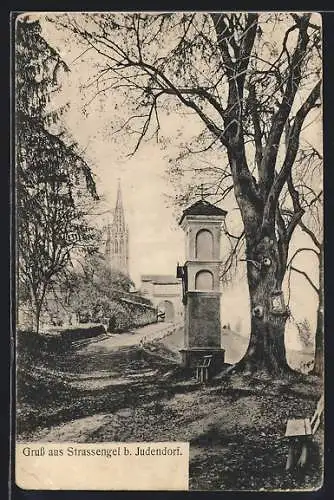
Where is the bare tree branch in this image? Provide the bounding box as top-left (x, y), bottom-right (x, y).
top-left (262, 79), bottom-right (321, 232)
top-left (259, 15), bottom-right (312, 195)
top-left (289, 265), bottom-right (319, 294)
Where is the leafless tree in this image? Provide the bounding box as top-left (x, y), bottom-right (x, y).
top-left (54, 12), bottom-right (321, 375)
top-left (286, 146), bottom-right (323, 374)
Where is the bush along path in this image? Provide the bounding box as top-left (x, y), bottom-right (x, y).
top-left (16, 330), bottom-right (323, 491)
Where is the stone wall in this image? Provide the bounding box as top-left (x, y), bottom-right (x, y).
top-left (118, 297), bottom-right (157, 329)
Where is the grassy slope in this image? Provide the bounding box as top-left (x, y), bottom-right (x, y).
top-left (16, 329), bottom-right (323, 491)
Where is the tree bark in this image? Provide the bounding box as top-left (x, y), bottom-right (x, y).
top-left (312, 248), bottom-right (324, 376)
top-left (239, 233), bottom-right (291, 375)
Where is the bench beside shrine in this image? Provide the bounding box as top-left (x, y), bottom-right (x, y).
top-left (195, 355), bottom-right (213, 383)
top-left (283, 395), bottom-right (324, 471)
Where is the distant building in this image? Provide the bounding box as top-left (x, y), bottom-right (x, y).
top-left (105, 181), bottom-right (129, 275)
top-left (140, 274), bottom-right (183, 322)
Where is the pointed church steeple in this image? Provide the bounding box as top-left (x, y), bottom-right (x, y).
top-left (116, 179), bottom-right (122, 207)
top-left (105, 180), bottom-right (129, 276)
top-left (114, 179), bottom-right (126, 232)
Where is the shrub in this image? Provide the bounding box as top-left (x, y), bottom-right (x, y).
top-left (60, 324), bottom-right (106, 341)
top-left (296, 318), bottom-right (313, 347)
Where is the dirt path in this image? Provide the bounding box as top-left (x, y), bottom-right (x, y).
top-left (17, 325), bottom-right (323, 491)
top-left (18, 322), bottom-right (180, 441)
top-left (81, 321), bottom-right (178, 352)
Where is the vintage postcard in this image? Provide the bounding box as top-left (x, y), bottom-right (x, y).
top-left (14, 11), bottom-right (324, 491)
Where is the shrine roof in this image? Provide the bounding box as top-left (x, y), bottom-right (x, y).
top-left (179, 199), bottom-right (227, 225)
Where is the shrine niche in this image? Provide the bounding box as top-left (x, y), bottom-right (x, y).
top-left (195, 229), bottom-right (213, 260)
top-left (195, 270), bottom-right (214, 290)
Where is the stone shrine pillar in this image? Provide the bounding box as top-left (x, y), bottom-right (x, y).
top-left (177, 199), bottom-right (227, 371)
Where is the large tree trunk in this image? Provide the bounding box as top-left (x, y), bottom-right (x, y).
top-left (312, 249), bottom-right (324, 376)
top-left (238, 233), bottom-right (291, 375)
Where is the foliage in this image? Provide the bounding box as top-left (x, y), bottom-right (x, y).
top-left (54, 252), bottom-right (147, 331)
top-left (16, 16), bottom-right (99, 332)
top-left (60, 324), bottom-right (106, 341)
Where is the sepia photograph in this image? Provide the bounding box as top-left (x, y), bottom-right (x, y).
top-left (14, 11), bottom-right (323, 491)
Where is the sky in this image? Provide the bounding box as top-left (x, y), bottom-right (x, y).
top-left (31, 12), bottom-right (322, 346)
top-left (38, 15), bottom-right (191, 287)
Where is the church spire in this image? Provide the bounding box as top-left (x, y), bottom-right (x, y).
top-left (105, 180), bottom-right (129, 276)
top-left (116, 178), bottom-right (123, 210)
top-left (114, 179), bottom-right (126, 232)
